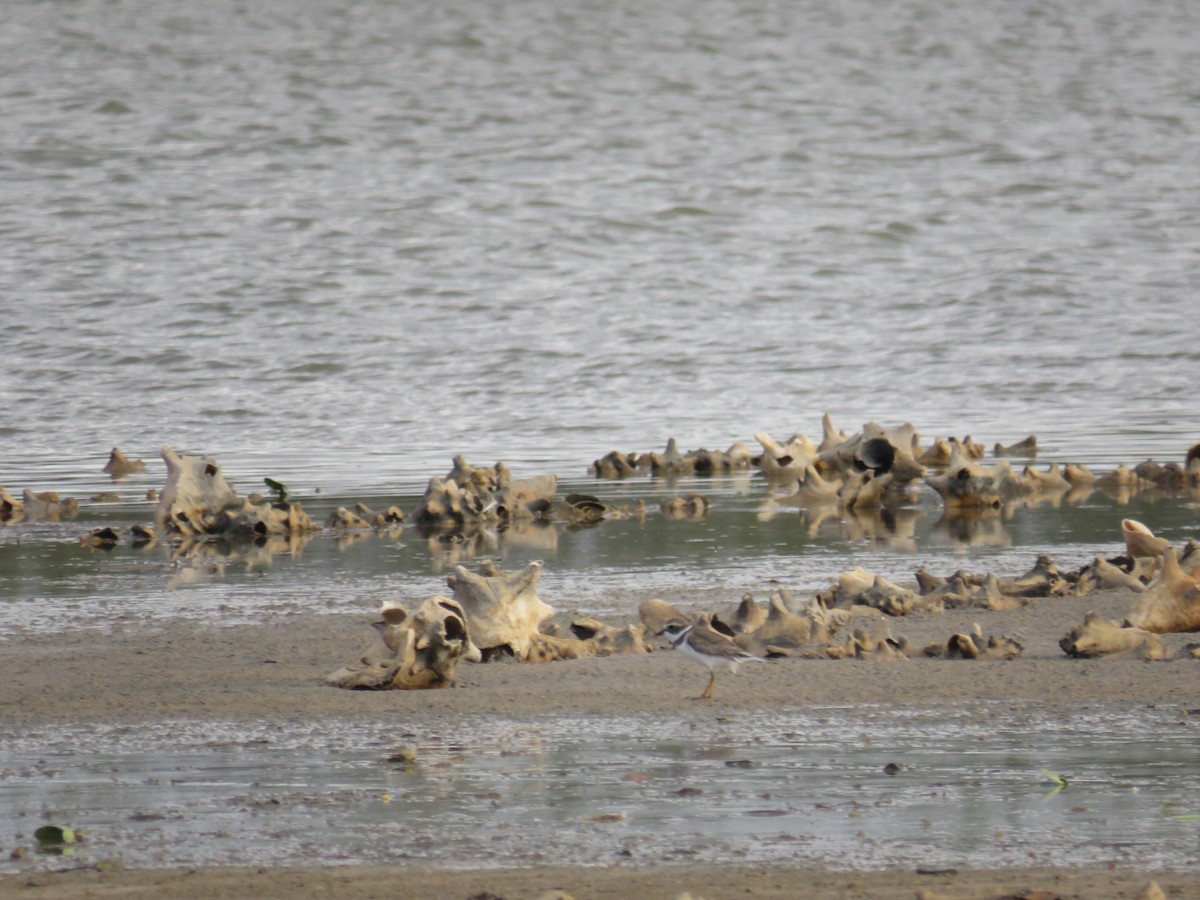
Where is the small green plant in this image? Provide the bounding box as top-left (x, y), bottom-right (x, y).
top-left (263, 477), bottom-right (289, 503)
top-left (33, 824), bottom-right (78, 854)
top-left (1040, 768), bottom-right (1068, 798)
top-left (34, 825), bottom-right (76, 846)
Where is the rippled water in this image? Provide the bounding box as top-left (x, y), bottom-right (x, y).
top-left (2, 0), bottom-right (1198, 492)
top-left (3, 0), bottom-right (1200, 877)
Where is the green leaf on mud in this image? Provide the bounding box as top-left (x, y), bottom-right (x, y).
top-left (34, 825), bottom-right (76, 846)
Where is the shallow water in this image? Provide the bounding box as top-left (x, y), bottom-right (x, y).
top-left (2, 0), bottom-right (1199, 491)
top-left (3, 0), bottom-right (1200, 878)
top-left (2, 469), bottom-right (1197, 637)
top-left (4, 706), bottom-right (1199, 873)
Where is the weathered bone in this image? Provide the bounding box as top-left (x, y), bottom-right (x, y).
top-left (591, 450), bottom-right (641, 479)
top-left (214, 498), bottom-right (318, 538)
top-left (994, 435), bottom-right (1038, 457)
top-left (917, 437), bottom-right (954, 467)
top-left (755, 431), bottom-right (818, 482)
top-left (155, 446), bottom-right (240, 536)
top-left (765, 464), bottom-right (842, 508)
top-left (1125, 547), bottom-right (1200, 633)
top-left (817, 412), bottom-right (849, 455)
top-left (414, 458), bottom-right (557, 531)
top-left (1060, 611), bottom-right (1172, 660)
top-left (1121, 519), bottom-right (1172, 559)
top-left (103, 447), bottom-right (146, 478)
top-left (21, 490), bottom-right (79, 521)
top-left (568, 618), bottom-right (651, 655)
top-left (1021, 463), bottom-right (1070, 492)
top-left (648, 437), bottom-right (694, 477)
top-left (1001, 554), bottom-right (1066, 597)
top-left (326, 595), bottom-right (481, 689)
top-left (639, 598), bottom-right (684, 637)
top-left (0, 485), bottom-right (23, 521)
top-left (1063, 462), bottom-right (1097, 485)
top-left (924, 445), bottom-right (1004, 508)
top-left (818, 421), bottom-right (924, 485)
top-left (824, 611), bottom-right (908, 660)
top-left (733, 593), bottom-right (767, 634)
top-left (1074, 556), bottom-right (1147, 594)
top-left (925, 625), bottom-right (1024, 660)
top-left (447, 560), bottom-right (555, 659)
top-left (839, 470), bottom-right (893, 509)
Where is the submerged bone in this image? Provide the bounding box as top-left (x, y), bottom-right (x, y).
top-left (924, 446), bottom-right (1004, 508)
top-left (103, 446), bottom-right (147, 478)
top-left (755, 431), bottom-right (818, 482)
top-left (994, 435), bottom-right (1038, 457)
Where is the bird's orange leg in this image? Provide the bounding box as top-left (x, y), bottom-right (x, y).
top-left (698, 672), bottom-right (716, 700)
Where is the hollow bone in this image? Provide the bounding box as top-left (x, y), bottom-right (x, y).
top-left (447, 560), bottom-right (555, 659)
top-left (326, 595), bottom-right (481, 689)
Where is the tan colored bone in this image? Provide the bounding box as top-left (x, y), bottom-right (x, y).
top-left (1122, 518), bottom-right (1172, 559)
top-left (103, 446), bottom-right (147, 478)
top-left (326, 595), bottom-right (481, 690)
top-left (568, 618), bottom-right (650, 656)
top-left (1059, 611), bottom-right (1172, 659)
top-left (1076, 556), bottom-right (1147, 594)
top-left (155, 446), bottom-right (240, 536)
top-left (447, 560), bottom-right (555, 659)
top-left (924, 445), bottom-right (1004, 508)
top-left (994, 435), bottom-right (1038, 457)
top-left (1125, 547), bottom-right (1200, 634)
top-left (755, 431), bottom-right (818, 482)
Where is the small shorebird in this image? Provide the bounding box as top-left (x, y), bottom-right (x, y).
top-left (657, 617), bottom-right (769, 700)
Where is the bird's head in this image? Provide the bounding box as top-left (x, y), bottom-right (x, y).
top-left (656, 619), bottom-right (692, 642)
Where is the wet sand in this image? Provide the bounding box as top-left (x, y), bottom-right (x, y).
top-left (2, 586), bottom-right (1199, 898)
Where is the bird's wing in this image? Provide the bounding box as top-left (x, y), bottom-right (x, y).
top-left (686, 626), bottom-right (747, 658)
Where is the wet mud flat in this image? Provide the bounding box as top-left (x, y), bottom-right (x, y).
top-left (3, 587), bottom-right (1200, 897)
top-left (4, 705), bottom-right (1200, 876)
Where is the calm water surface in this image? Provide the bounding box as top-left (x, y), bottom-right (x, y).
top-left (2, 0), bottom-right (1199, 876)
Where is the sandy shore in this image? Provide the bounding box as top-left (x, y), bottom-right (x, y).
top-left (1, 861), bottom-right (1190, 899)
top-left (2, 586), bottom-right (1199, 898)
top-left (4, 586), bottom-right (1198, 724)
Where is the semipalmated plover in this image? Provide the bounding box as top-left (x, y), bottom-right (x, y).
top-left (657, 617), bottom-right (768, 699)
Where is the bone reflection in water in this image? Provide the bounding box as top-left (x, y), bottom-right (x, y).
top-left (931, 507), bottom-right (1012, 551)
top-left (425, 527), bottom-right (500, 569)
top-left (166, 532), bottom-right (315, 589)
top-left (423, 519), bottom-right (558, 568)
top-left (842, 506), bottom-right (923, 552)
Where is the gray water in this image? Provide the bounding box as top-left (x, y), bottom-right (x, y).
top-left (2, 0), bottom-right (1199, 491)
top-left (3, 0), bottom-right (1200, 876)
